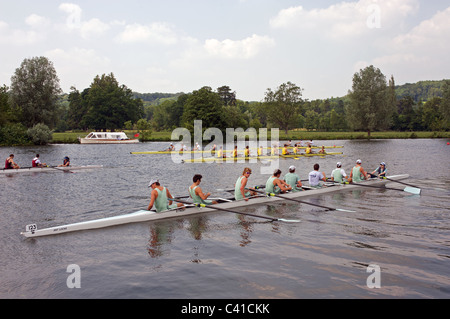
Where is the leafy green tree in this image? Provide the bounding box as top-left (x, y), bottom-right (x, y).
top-left (422, 97), bottom-right (443, 131)
top-left (440, 80), bottom-right (450, 130)
top-left (182, 86), bottom-right (227, 132)
top-left (82, 73), bottom-right (144, 131)
top-left (217, 85), bottom-right (236, 106)
top-left (264, 81), bottom-right (303, 134)
top-left (0, 85), bottom-right (14, 126)
top-left (27, 123), bottom-right (52, 145)
top-left (347, 65), bottom-right (395, 137)
top-left (9, 56), bottom-right (62, 128)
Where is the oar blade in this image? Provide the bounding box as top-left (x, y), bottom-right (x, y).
top-left (278, 218), bottom-right (301, 223)
top-left (336, 208), bottom-right (357, 213)
top-left (404, 186), bottom-right (421, 195)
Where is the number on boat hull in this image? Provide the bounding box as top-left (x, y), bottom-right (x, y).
top-left (26, 224), bottom-right (37, 234)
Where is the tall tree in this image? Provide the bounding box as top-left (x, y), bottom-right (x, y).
top-left (217, 85), bottom-right (236, 106)
top-left (82, 73), bottom-right (144, 131)
top-left (182, 86), bottom-right (227, 132)
top-left (9, 56), bottom-right (62, 128)
top-left (346, 65), bottom-right (394, 137)
top-left (441, 80), bottom-right (450, 130)
top-left (264, 81), bottom-right (303, 134)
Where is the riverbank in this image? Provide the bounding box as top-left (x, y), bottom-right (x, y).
top-left (51, 130), bottom-right (450, 144)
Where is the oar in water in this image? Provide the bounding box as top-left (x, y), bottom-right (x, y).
top-left (47, 165), bottom-right (75, 174)
top-left (378, 177), bottom-right (421, 195)
top-left (250, 188), bottom-right (356, 213)
top-left (172, 198), bottom-right (300, 223)
top-left (330, 179), bottom-right (420, 195)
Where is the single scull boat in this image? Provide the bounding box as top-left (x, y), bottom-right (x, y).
top-left (21, 174), bottom-right (409, 238)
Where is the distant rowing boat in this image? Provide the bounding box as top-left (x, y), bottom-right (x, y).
top-left (131, 145), bottom-right (344, 155)
top-left (20, 174), bottom-right (408, 238)
top-left (1, 165), bottom-right (103, 175)
top-left (182, 152), bottom-right (343, 163)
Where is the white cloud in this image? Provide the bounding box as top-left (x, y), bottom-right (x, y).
top-left (204, 34), bottom-right (275, 59)
top-left (270, 0), bottom-right (419, 39)
top-left (0, 20), bottom-right (43, 45)
top-left (116, 23), bottom-right (178, 45)
top-left (80, 18), bottom-right (110, 39)
top-left (25, 14), bottom-right (51, 28)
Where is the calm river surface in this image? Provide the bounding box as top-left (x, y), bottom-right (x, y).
top-left (1, 139), bottom-right (449, 299)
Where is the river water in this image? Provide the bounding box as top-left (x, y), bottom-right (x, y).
top-left (0, 139), bottom-right (449, 299)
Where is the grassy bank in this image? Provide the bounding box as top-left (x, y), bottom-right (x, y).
top-left (51, 130), bottom-right (450, 144)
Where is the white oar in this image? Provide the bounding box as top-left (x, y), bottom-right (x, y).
top-left (173, 198), bottom-right (300, 223)
top-left (334, 180), bottom-right (420, 195)
top-left (250, 188), bottom-right (356, 213)
top-left (379, 177), bottom-right (421, 195)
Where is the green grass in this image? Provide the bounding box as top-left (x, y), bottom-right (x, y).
top-left (51, 130), bottom-right (450, 144)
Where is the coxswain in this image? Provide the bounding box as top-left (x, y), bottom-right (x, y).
top-left (284, 166), bottom-right (303, 192)
top-left (32, 154), bottom-right (47, 168)
top-left (266, 169), bottom-right (292, 194)
top-left (369, 162), bottom-right (387, 178)
top-left (189, 174), bottom-right (218, 205)
top-left (58, 156), bottom-right (71, 167)
top-left (331, 162), bottom-right (347, 183)
top-left (5, 154), bottom-right (19, 169)
top-left (308, 163), bottom-right (327, 187)
top-left (147, 179), bottom-right (183, 212)
top-left (348, 159), bottom-right (368, 183)
top-left (235, 167), bottom-right (257, 201)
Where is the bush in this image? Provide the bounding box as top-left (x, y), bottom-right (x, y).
top-left (0, 123), bottom-right (30, 146)
top-left (27, 123), bottom-right (53, 145)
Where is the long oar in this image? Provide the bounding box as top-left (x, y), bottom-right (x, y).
top-left (379, 177), bottom-right (421, 195)
top-left (47, 165), bottom-right (75, 174)
top-left (172, 198), bottom-right (300, 223)
top-left (250, 188), bottom-right (356, 213)
top-left (330, 180), bottom-right (420, 195)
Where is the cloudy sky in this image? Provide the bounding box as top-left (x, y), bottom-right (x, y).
top-left (0, 0), bottom-right (449, 101)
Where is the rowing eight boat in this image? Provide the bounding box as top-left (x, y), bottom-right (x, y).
top-left (182, 152), bottom-right (343, 163)
top-left (1, 165), bottom-right (103, 175)
top-left (20, 174), bottom-right (408, 238)
top-left (131, 146), bottom-right (344, 155)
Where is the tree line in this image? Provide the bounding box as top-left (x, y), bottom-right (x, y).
top-left (1, 56), bottom-right (449, 145)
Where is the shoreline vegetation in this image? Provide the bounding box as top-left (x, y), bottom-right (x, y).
top-left (50, 130), bottom-right (450, 144)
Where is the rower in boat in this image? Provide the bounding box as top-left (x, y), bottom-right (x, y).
top-left (5, 154), bottom-right (20, 169)
top-left (257, 146), bottom-right (264, 157)
top-left (58, 156), bottom-right (71, 167)
top-left (217, 146), bottom-right (226, 158)
top-left (235, 167), bottom-right (257, 201)
top-left (193, 142), bottom-right (201, 151)
top-left (232, 145), bottom-right (238, 158)
top-left (305, 145), bottom-right (313, 154)
top-left (147, 179), bottom-right (184, 212)
top-left (348, 159), bottom-right (369, 183)
top-left (292, 144), bottom-right (300, 155)
top-left (308, 163), bottom-right (327, 188)
top-left (244, 146), bottom-right (250, 158)
top-left (189, 174), bottom-right (218, 205)
top-left (266, 169), bottom-right (292, 194)
top-left (281, 144), bottom-right (291, 155)
top-left (284, 166), bottom-right (303, 192)
top-left (32, 154), bottom-right (47, 168)
top-left (331, 162), bottom-right (348, 183)
top-left (369, 162), bottom-right (387, 178)
top-left (166, 143), bottom-right (175, 151)
top-left (318, 146), bottom-right (327, 154)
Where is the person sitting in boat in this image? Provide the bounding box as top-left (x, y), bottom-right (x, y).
top-left (58, 156), bottom-right (70, 167)
top-left (189, 174), bottom-right (218, 205)
top-left (318, 146), bottom-right (327, 154)
top-left (348, 159), bottom-right (368, 183)
top-left (32, 154), bottom-right (47, 168)
top-left (244, 146), bottom-right (250, 158)
top-left (235, 167), bottom-right (257, 201)
top-left (282, 144), bottom-right (291, 155)
top-left (284, 166), bottom-right (303, 192)
top-left (232, 145), bottom-right (238, 158)
top-left (217, 146), bottom-right (226, 158)
top-left (167, 143), bottom-right (175, 151)
top-left (266, 169), bottom-right (292, 194)
top-left (193, 142), bottom-right (201, 151)
top-left (305, 145), bottom-right (313, 154)
top-left (5, 154), bottom-right (20, 169)
top-left (331, 162), bottom-right (348, 183)
top-left (309, 163), bottom-right (327, 187)
top-left (369, 162), bottom-right (387, 178)
top-left (257, 146), bottom-right (264, 156)
top-left (147, 179), bottom-right (184, 213)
